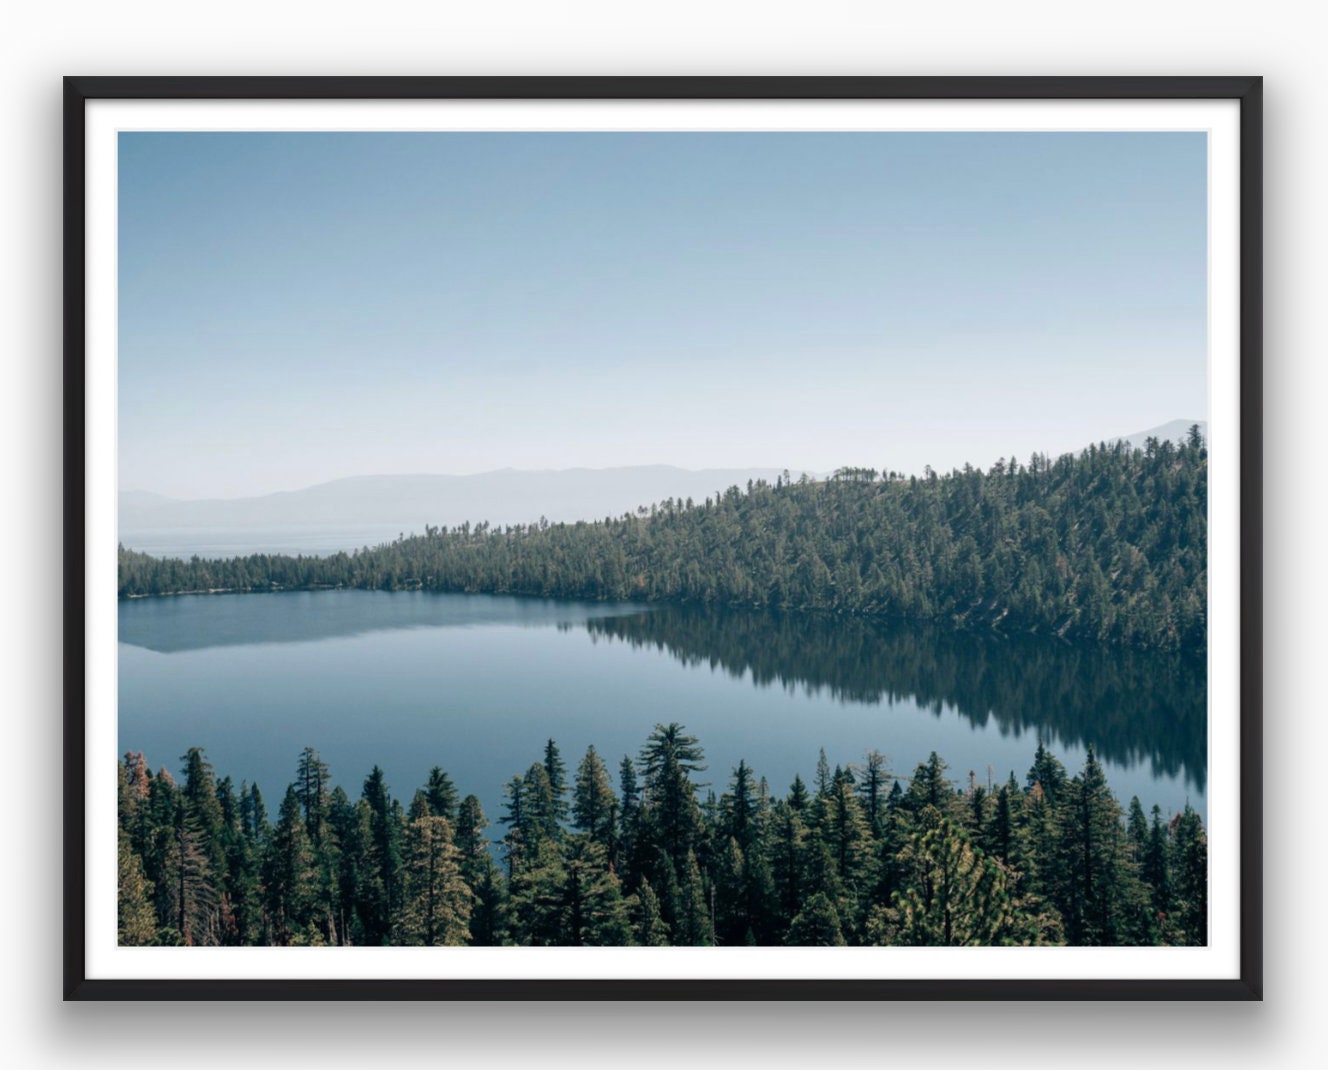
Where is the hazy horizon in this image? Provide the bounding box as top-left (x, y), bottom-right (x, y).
top-left (121, 413), bottom-right (1204, 504)
top-left (120, 132), bottom-right (1208, 500)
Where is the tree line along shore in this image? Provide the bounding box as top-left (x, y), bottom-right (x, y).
top-left (119, 729), bottom-right (1206, 948)
top-left (118, 433), bottom-right (1208, 656)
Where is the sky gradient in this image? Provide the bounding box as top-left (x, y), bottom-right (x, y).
top-left (119, 131), bottom-right (1207, 499)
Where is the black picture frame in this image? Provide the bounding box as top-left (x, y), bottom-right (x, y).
top-left (64, 75), bottom-right (1263, 1001)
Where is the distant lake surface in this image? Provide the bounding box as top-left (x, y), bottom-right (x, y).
top-left (118, 591), bottom-right (1206, 831)
top-left (119, 523), bottom-right (416, 559)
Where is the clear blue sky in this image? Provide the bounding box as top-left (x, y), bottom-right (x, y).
top-left (119, 131), bottom-right (1207, 499)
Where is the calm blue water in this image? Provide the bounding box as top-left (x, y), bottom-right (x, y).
top-left (119, 523), bottom-right (413, 559)
top-left (118, 591), bottom-right (1206, 830)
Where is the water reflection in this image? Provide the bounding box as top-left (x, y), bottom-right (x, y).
top-left (583, 605), bottom-right (1206, 793)
top-left (118, 589), bottom-right (643, 654)
top-left (118, 591), bottom-right (1206, 801)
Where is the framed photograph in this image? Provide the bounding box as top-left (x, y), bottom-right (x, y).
top-left (65, 76), bottom-right (1262, 999)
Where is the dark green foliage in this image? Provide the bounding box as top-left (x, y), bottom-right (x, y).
top-left (557, 836), bottom-right (634, 946)
top-left (398, 808), bottom-right (470, 946)
top-left (117, 827), bottom-right (157, 946)
top-left (118, 735), bottom-right (1202, 947)
top-left (359, 765), bottom-right (401, 945)
top-left (1169, 804), bottom-right (1208, 946)
top-left (785, 892), bottom-right (846, 947)
top-left (262, 786), bottom-right (318, 945)
top-left (543, 739), bottom-right (570, 828)
top-left (634, 877), bottom-right (671, 946)
top-left (883, 809), bottom-right (1044, 947)
top-left (713, 762), bottom-right (778, 945)
top-left (857, 750), bottom-right (889, 834)
top-left (572, 745), bottom-right (617, 852)
top-left (423, 766), bottom-right (460, 825)
top-left (168, 749), bottom-right (224, 946)
top-left (119, 438), bottom-right (1208, 655)
top-left (1026, 741), bottom-right (1068, 804)
top-left (638, 723), bottom-right (706, 871)
top-left (674, 849), bottom-right (714, 947)
top-left (819, 772), bottom-right (876, 935)
top-left (455, 794), bottom-right (508, 945)
top-left (1051, 747), bottom-right (1154, 945)
top-left (1144, 805), bottom-right (1171, 916)
top-left (215, 776), bottom-right (263, 944)
top-left (904, 752), bottom-right (952, 813)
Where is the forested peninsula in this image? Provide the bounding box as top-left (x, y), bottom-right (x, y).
top-left (118, 433), bottom-right (1208, 655)
top-left (118, 731), bottom-right (1206, 948)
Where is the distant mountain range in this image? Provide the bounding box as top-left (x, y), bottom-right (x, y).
top-left (120, 422), bottom-right (1208, 557)
top-left (119, 466), bottom-right (809, 539)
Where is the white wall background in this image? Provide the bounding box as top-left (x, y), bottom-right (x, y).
top-left (0, 0), bottom-right (1315, 1064)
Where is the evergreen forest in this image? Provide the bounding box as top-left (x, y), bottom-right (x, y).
top-left (118, 433), bottom-right (1208, 655)
top-left (118, 731), bottom-right (1207, 948)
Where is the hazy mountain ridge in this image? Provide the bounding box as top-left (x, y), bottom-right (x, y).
top-left (1110, 419), bottom-right (1207, 450)
top-left (119, 465), bottom-right (810, 535)
top-left (120, 423), bottom-right (1207, 554)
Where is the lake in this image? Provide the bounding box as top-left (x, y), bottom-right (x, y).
top-left (117, 590), bottom-right (1206, 832)
top-left (118, 523), bottom-right (417, 559)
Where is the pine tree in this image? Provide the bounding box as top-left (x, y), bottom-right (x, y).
top-left (328, 786), bottom-right (364, 945)
top-left (770, 799), bottom-right (809, 935)
top-left (715, 761), bottom-right (776, 943)
top-left (119, 752), bottom-right (151, 856)
top-left (674, 848), bottom-right (713, 946)
top-left (721, 760), bottom-right (757, 848)
top-left (815, 748), bottom-right (832, 798)
top-left (179, 747), bottom-right (226, 895)
top-left (1143, 804), bottom-right (1171, 918)
top-left (857, 750), bottom-right (890, 834)
top-left (785, 891), bottom-right (846, 946)
top-left (713, 836), bottom-right (748, 946)
top-left (1170, 804), bottom-right (1207, 945)
top-left (499, 774), bottom-right (528, 879)
top-left (887, 809), bottom-right (1032, 946)
top-left (454, 793), bottom-right (508, 945)
top-left (987, 773), bottom-right (1026, 870)
top-left (1127, 796), bottom-right (1149, 865)
top-left (293, 748), bottom-right (339, 944)
top-left (558, 835), bottom-right (634, 946)
top-left (634, 876), bottom-right (671, 946)
top-left (359, 765), bottom-right (401, 944)
top-left (572, 745), bottom-right (617, 852)
top-left (821, 773), bottom-right (875, 936)
top-left (262, 785), bottom-right (318, 945)
top-left (1054, 746), bottom-right (1151, 945)
top-left (469, 853), bottom-right (511, 947)
top-left (215, 775), bottom-right (263, 945)
top-left (423, 766), bottom-right (460, 824)
top-left (543, 738), bottom-right (570, 827)
top-left (905, 752), bottom-right (952, 813)
top-left (294, 746), bottom-right (331, 843)
top-left (521, 762), bottom-right (561, 849)
top-left (617, 755), bottom-right (641, 881)
top-left (117, 828), bottom-right (158, 945)
top-left (639, 723), bottom-right (706, 869)
top-left (143, 768), bottom-right (181, 938)
top-left (398, 802), bottom-right (471, 946)
top-left (167, 752), bottom-right (223, 947)
top-left (241, 781), bottom-right (269, 844)
top-left (1026, 741), bottom-right (1067, 804)
top-left (508, 839), bottom-right (568, 945)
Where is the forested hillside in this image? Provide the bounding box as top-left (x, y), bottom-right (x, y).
top-left (118, 433), bottom-right (1207, 653)
top-left (118, 731), bottom-right (1207, 948)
